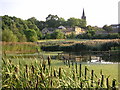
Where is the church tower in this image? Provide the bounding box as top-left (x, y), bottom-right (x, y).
top-left (81, 8), bottom-right (86, 20)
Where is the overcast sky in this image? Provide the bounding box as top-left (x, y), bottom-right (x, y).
top-left (0, 0), bottom-right (119, 27)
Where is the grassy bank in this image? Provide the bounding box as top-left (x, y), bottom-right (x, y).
top-left (40, 39), bottom-right (120, 51)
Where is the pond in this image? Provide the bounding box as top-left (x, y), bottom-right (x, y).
top-left (58, 50), bottom-right (120, 64)
top-left (5, 50), bottom-right (120, 64)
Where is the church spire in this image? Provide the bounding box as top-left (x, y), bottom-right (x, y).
top-left (81, 8), bottom-right (86, 20)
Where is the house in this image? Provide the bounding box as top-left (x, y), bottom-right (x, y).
top-left (42, 26), bottom-right (86, 35)
top-left (95, 24), bottom-right (120, 35)
top-left (42, 28), bottom-right (54, 34)
top-left (111, 24), bottom-right (120, 33)
top-left (58, 26), bottom-right (66, 30)
top-left (62, 26), bottom-right (86, 35)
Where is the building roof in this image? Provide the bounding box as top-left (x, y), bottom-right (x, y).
top-left (58, 26), bottom-right (66, 29)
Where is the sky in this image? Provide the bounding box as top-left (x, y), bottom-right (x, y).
top-left (0, 0), bottom-right (119, 27)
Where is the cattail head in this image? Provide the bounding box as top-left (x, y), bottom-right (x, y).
top-left (48, 55), bottom-right (51, 67)
top-left (31, 65), bottom-right (35, 73)
top-left (59, 68), bottom-right (62, 78)
top-left (112, 79), bottom-right (116, 88)
top-left (54, 69), bottom-right (56, 77)
top-left (25, 64), bottom-right (28, 73)
top-left (50, 80), bottom-right (53, 87)
top-left (75, 62), bottom-right (77, 73)
top-left (98, 78), bottom-right (100, 86)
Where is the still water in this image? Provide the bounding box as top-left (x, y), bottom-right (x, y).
top-left (6, 50), bottom-right (120, 64)
top-left (58, 51), bottom-right (120, 64)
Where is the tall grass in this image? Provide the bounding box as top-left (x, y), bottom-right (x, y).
top-left (2, 57), bottom-right (118, 89)
top-left (2, 42), bottom-right (40, 54)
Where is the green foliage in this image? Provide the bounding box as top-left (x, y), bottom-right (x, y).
top-left (51, 29), bottom-right (65, 39)
top-left (37, 31), bottom-right (43, 40)
top-left (66, 32), bottom-right (76, 39)
top-left (24, 29), bottom-right (38, 42)
top-left (15, 32), bottom-right (27, 42)
top-left (2, 30), bottom-right (18, 42)
top-left (103, 25), bottom-right (113, 33)
top-left (46, 14), bottom-right (60, 28)
top-left (2, 15), bottom-right (42, 42)
top-left (67, 17), bottom-right (86, 28)
top-left (77, 33), bottom-right (120, 39)
top-left (44, 33), bottom-right (51, 39)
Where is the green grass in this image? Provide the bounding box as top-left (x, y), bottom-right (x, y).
top-left (51, 60), bottom-right (118, 83)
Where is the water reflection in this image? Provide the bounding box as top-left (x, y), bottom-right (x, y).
top-left (6, 50), bottom-right (120, 64)
top-left (61, 51), bottom-right (120, 64)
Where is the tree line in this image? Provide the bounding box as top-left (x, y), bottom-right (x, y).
top-left (1, 15), bottom-right (119, 42)
top-left (1, 15), bottom-right (87, 42)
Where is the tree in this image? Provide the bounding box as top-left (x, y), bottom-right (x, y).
top-left (80, 19), bottom-right (87, 28)
top-left (58, 17), bottom-right (66, 26)
top-left (87, 30), bottom-right (95, 37)
top-left (37, 31), bottom-right (43, 40)
top-left (102, 25), bottom-right (113, 33)
top-left (15, 32), bottom-right (27, 42)
top-left (51, 29), bottom-right (65, 39)
top-left (67, 32), bottom-right (76, 39)
top-left (2, 30), bottom-right (18, 42)
top-left (45, 14), bottom-right (60, 28)
top-left (67, 17), bottom-right (86, 28)
top-left (24, 29), bottom-right (38, 42)
top-left (67, 17), bottom-right (80, 27)
top-left (44, 33), bottom-right (51, 39)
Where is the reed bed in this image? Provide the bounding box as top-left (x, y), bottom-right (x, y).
top-left (2, 42), bottom-right (39, 54)
top-left (2, 56), bottom-right (118, 89)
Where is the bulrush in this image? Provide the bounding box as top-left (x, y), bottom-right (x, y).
top-left (85, 66), bottom-right (87, 80)
top-left (25, 64), bottom-right (29, 75)
top-left (75, 62), bottom-right (77, 74)
top-left (31, 65), bottom-right (35, 74)
top-left (101, 75), bottom-right (104, 87)
top-left (42, 60), bottom-right (46, 71)
top-left (91, 70), bottom-right (94, 87)
top-left (48, 55), bottom-right (51, 68)
top-left (54, 69), bottom-right (56, 77)
top-left (59, 68), bottom-right (62, 79)
top-left (79, 64), bottom-right (82, 77)
top-left (112, 79), bottom-right (116, 89)
top-left (106, 77), bottom-right (109, 88)
top-left (97, 78), bottom-right (100, 87)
